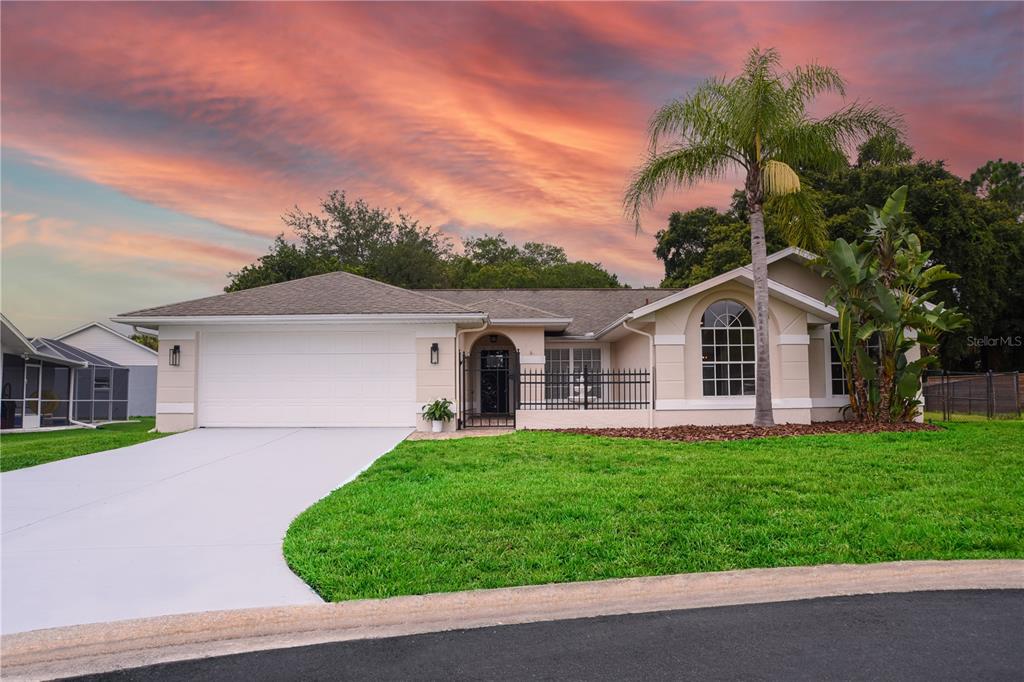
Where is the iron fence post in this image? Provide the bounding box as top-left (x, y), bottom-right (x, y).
top-left (987, 369), bottom-right (994, 419)
top-left (1016, 370), bottom-right (1021, 418)
top-left (583, 366), bottom-right (589, 410)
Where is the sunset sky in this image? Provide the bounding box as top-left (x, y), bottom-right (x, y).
top-left (2, 2), bottom-right (1022, 336)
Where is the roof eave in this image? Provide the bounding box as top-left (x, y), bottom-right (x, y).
top-left (112, 312), bottom-right (489, 326)
top-left (489, 318), bottom-right (572, 330)
top-left (59, 321), bottom-right (159, 355)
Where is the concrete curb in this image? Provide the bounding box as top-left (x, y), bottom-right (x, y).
top-left (3, 559), bottom-right (1022, 681)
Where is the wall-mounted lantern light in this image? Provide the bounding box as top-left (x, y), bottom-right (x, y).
top-left (430, 342), bottom-right (440, 365)
top-left (169, 345), bottom-right (181, 367)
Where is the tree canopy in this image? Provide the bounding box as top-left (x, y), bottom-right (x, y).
top-left (226, 192), bottom-right (621, 293)
top-left (654, 141), bottom-right (1024, 370)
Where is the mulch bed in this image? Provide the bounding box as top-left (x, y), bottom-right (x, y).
top-left (548, 421), bottom-right (942, 443)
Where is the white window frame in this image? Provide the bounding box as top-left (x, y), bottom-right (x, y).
top-left (829, 323), bottom-right (883, 396)
top-left (543, 346), bottom-right (605, 402)
top-left (700, 300), bottom-right (756, 397)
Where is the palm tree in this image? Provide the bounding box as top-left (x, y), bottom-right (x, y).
top-left (624, 47), bottom-right (902, 426)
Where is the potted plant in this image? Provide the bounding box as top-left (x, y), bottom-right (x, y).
top-left (422, 398), bottom-right (454, 433)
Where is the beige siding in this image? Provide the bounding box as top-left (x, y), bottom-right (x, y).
top-left (611, 326), bottom-right (652, 369)
top-left (155, 334), bottom-right (197, 432)
top-left (651, 281), bottom-right (813, 406)
top-left (415, 336), bottom-right (457, 432)
top-left (461, 326), bottom-right (545, 359)
top-left (768, 258), bottom-right (831, 301)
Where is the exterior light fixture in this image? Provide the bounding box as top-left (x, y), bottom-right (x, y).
top-left (169, 345), bottom-right (181, 367)
top-left (430, 342), bottom-right (440, 365)
top-left (489, 334), bottom-right (498, 343)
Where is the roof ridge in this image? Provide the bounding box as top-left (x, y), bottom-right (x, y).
top-left (468, 297), bottom-right (563, 318)
top-left (336, 270), bottom-right (478, 312)
top-left (121, 270), bottom-right (478, 317)
top-left (421, 287), bottom-right (680, 292)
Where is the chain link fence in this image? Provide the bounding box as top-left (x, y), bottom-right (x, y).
top-left (922, 370), bottom-right (1022, 420)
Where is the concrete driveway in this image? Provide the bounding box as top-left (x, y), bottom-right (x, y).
top-left (1, 427), bottom-right (409, 634)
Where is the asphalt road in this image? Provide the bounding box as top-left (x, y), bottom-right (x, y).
top-left (70, 590), bottom-right (1023, 681)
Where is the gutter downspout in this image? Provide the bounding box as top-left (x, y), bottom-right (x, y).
top-left (455, 318), bottom-right (489, 430)
top-left (622, 318), bottom-right (655, 428)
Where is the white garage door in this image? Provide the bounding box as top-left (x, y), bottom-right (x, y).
top-left (197, 328), bottom-right (417, 427)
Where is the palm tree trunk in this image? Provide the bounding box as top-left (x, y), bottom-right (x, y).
top-left (749, 205), bottom-right (775, 427)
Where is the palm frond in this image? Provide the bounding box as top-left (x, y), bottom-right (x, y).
top-left (786, 63), bottom-right (847, 100)
top-left (761, 160), bottom-right (801, 196)
top-left (818, 101), bottom-right (904, 149)
top-left (623, 144), bottom-right (734, 233)
top-left (767, 121), bottom-right (850, 172)
top-left (767, 188), bottom-right (827, 252)
top-left (647, 79), bottom-right (729, 151)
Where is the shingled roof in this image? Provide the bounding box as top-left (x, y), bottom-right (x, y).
top-left (422, 288), bottom-right (679, 336)
top-left (119, 271), bottom-right (478, 318)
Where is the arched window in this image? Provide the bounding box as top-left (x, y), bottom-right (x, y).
top-left (701, 300), bottom-right (755, 396)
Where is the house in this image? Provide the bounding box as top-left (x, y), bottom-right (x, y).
top-left (115, 248), bottom-right (898, 433)
top-left (55, 322), bottom-right (158, 417)
top-left (1, 314), bottom-right (130, 430)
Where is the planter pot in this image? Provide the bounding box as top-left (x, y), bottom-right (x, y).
top-left (431, 420), bottom-right (444, 433)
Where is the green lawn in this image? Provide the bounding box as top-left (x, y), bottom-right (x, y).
top-left (0, 418), bottom-right (166, 472)
top-left (285, 421), bottom-right (1024, 602)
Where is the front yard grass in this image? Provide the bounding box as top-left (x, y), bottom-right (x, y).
top-left (0, 418), bottom-right (165, 472)
top-left (285, 421), bottom-right (1024, 602)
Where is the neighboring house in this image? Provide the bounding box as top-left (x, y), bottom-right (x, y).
top-left (116, 248), bottom-right (907, 433)
top-left (1, 314), bottom-right (129, 430)
top-left (55, 322), bottom-right (158, 417)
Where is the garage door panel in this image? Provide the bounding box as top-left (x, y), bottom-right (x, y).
top-left (198, 329), bottom-right (417, 427)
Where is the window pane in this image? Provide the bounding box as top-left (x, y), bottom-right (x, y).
top-left (112, 369), bottom-right (129, 401)
top-left (700, 300), bottom-right (754, 397)
top-left (2, 355), bottom-right (25, 400)
top-left (75, 401), bottom-right (93, 421)
top-left (25, 366), bottom-right (40, 400)
top-left (41, 401), bottom-right (69, 427)
top-left (76, 369), bottom-right (93, 400)
top-left (1, 400), bottom-right (23, 429)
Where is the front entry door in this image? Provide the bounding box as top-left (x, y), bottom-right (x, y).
top-left (479, 350), bottom-right (510, 414)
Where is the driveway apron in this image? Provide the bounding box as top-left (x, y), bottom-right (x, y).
top-left (1, 427), bottom-right (408, 634)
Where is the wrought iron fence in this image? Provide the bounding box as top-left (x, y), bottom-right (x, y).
top-left (922, 370), bottom-right (1021, 420)
top-left (519, 368), bottom-right (650, 410)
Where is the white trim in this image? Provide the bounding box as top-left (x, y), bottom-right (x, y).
top-left (157, 402), bottom-right (194, 414)
top-left (599, 266), bottom-right (836, 340)
top-left (778, 334), bottom-right (810, 345)
top-left (765, 246), bottom-right (818, 265)
top-left (489, 318), bottom-right (572, 326)
top-left (654, 334), bottom-right (685, 346)
top-left (414, 324), bottom-right (457, 338)
top-left (61, 321), bottom-right (158, 355)
top-left (520, 354), bottom-right (546, 365)
top-left (114, 313), bottom-right (487, 326)
top-left (656, 398), bottom-right (814, 410)
top-left (811, 396), bottom-right (850, 408)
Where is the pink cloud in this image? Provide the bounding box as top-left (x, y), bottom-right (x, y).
top-left (1, 2), bottom-right (1020, 289)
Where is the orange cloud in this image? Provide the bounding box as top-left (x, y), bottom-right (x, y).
top-left (1, 2), bottom-right (1020, 289)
